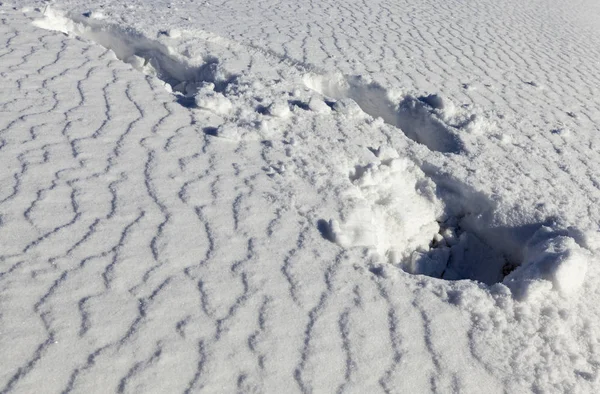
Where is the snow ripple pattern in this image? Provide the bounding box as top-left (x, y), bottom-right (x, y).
top-left (0, 3), bottom-right (600, 394)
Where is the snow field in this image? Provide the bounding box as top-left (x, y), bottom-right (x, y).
top-left (1, 2), bottom-right (600, 393)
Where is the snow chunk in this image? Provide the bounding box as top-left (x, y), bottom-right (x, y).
top-left (419, 94), bottom-right (446, 110)
top-left (213, 124), bottom-right (243, 140)
top-left (166, 29), bottom-right (181, 38)
top-left (32, 7), bottom-right (80, 35)
top-left (195, 83), bottom-right (232, 115)
top-left (123, 55), bottom-right (160, 77)
top-left (308, 97), bottom-right (332, 114)
top-left (504, 227), bottom-right (589, 300)
top-left (409, 248), bottom-right (450, 278)
top-left (266, 101), bottom-right (290, 118)
top-left (332, 98), bottom-right (368, 119)
top-left (82, 10), bottom-right (106, 20)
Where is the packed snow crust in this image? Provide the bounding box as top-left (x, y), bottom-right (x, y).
top-left (2, 0), bottom-right (600, 392)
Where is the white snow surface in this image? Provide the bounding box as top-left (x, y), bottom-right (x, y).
top-left (2, 0), bottom-right (600, 392)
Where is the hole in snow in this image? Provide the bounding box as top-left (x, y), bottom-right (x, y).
top-left (323, 146), bottom-right (590, 295)
top-left (406, 214), bottom-right (530, 285)
top-left (288, 100), bottom-right (310, 111)
top-left (317, 219), bottom-right (336, 242)
top-left (390, 178), bottom-right (558, 286)
top-left (303, 74), bottom-right (464, 153)
top-left (412, 211), bottom-right (591, 300)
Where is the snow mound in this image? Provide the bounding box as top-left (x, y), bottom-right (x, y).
top-left (505, 227), bottom-right (589, 300)
top-left (328, 147), bottom-right (443, 264)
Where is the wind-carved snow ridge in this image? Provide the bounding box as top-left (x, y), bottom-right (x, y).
top-left (33, 7), bottom-right (235, 105)
top-left (303, 74), bottom-right (464, 153)
top-left (326, 145), bottom-right (591, 299)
